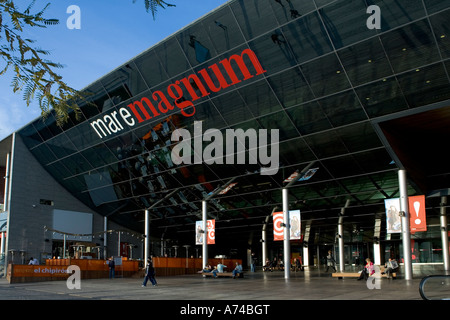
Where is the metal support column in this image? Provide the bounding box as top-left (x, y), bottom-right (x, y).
top-left (202, 200), bottom-right (208, 269)
top-left (144, 209), bottom-right (150, 263)
top-left (399, 169), bottom-right (413, 280)
top-left (440, 196), bottom-right (450, 271)
top-left (303, 223), bottom-right (311, 266)
top-left (3, 153), bottom-right (10, 212)
top-left (282, 161), bottom-right (316, 279)
top-left (201, 178), bottom-right (237, 269)
top-left (103, 216), bottom-right (108, 259)
top-left (144, 188), bottom-right (179, 260)
top-left (338, 199), bottom-right (350, 272)
top-left (282, 188), bottom-right (290, 279)
top-left (0, 232), bottom-right (4, 258)
top-left (262, 215), bottom-right (270, 269)
top-left (373, 219), bottom-right (382, 265)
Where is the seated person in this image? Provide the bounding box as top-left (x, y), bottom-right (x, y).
top-left (277, 259), bottom-right (284, 271)
top-left (212, 263), bottom-right (226, 277)
top-left (232, 262), bottom-right (243, 278)
top-left (357, 258), bottom-right (374, 281)
top-left (384, 258), bottom-right (398, 278)
top-left (292, 258), bottom-right (303, 271)
top-left (202, 264), bottom-right (212, 273)
top-left (263, 259), bottom-right (271, 272)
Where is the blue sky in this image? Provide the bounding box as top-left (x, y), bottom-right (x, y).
top-left (0, 0), bottom-right (229, 140)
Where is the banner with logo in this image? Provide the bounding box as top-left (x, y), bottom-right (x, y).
top-left (207, 219), bottom-right (215, 244)
top-left (195, 220), bottom-right (215, 245)
top-left (385, 198), bottom-right (401, 233)
top-left (273, 210), bottom-right (301, 241)
top-left (290, 210), bottom-right (301, 240)
top-left (384, 196), bottom-right (426, 233)
top-left (409, 195), bottom-right (427, 233)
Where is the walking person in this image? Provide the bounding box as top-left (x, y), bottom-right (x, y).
top-left (326, 250), bottom-right (336, 272)
top-left (142, 258), bottom-right (157, 287)
top-left (108, 257), bottom-right (115, 279)
top-left (251, 253), bottom-right (256, 272)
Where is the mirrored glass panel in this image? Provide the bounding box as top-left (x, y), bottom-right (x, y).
top-left (304, 129), bottom-right (349, 158)
top-left (301, 53), bottom-right (350, 98)
top-left (424, 0), bottom-right (450, 14)
top-left (154, 37), bottom-right (191, 79)
top-left (318, 90), bottom-right (367, 127)
top-left (381, 19), bottom-right (440, 74)
top-left (282, 11), bottom-right (333, 64)
top-left (397, 62), bottom-right (450, 108)
top-left (134, 49), bottom-right (169, 89)
top-left (377, 0), bottom-right (425, 31)
top-left (230, 0), bottom-right (280, 40)
top-left (338, 36), bottom-right (392, 86)
top-left (430, 10), bottom-right (450, 59)
top-left (201, 5), bottom-right (245, 54)
top-left (286, 101), bottom-right (332, 135)
top-left (267, 67), bottom-right (314, 108)
top-left (319, 0), bottom-right (374, 49)
top-left (355, 77), bottom-right (409, 118)
top-left (249, 29), bottom-right (297, 75)
top-left (238, 79), bottom-right (282, 117)
top-left (335, 121), bottom-right (382, 153)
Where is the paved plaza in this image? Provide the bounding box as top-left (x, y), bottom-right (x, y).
top-left (0, 265), bottom-right (445, 301)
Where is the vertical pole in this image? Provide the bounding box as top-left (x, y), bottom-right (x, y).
top-left (118, 231), bottom-right (121, 256)
top-left (303, 246), bottom-right (309, 267)
top-left (0, 233), bottom-right (4, 258)
top-left (103, 217), bottom-right (107, 259)
top-left (303, 223), bottom-right (311, 266)
top-left (338, 200), bottom-right (350, 272)
top-left (399, 169), bottom-right (413, 280)
top-left (144, 209), bottom-right (150, 263)
top-left (63, 234), bottom-right (66, 259)
top-left (262, 228), bottom-right (267, 269)
top-left (440, 197), bottom-right (450, 271)
top-left (262, 213), bottom-right (272, 270)
top-left (282, 188), bottom-right (290, 279)
top-left (3, 153), bottom-right (10, 212)
top-left (374, 219), bottom-right (382, 265)
top-left (338, 222), bottom-right (344, 272)
top-left (202, 200), bottom-right (208, 269)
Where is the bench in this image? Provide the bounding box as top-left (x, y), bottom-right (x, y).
top-left (379, 266), bottom-right (397, 279)
top-left (332, 266), bottom-right (396, 279)
top-left (201, 272), bottom-right (244, 278)
top-left (332, 272), bottom-right (361, 279)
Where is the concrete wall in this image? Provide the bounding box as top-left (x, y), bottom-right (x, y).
top-left (5, 134), bottom-right (144, 264)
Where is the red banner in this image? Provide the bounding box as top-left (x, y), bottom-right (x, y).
top-left (409, 195), bottom-right (427, 232)
top-left (207, 219), bottom-right (215, 244)
top-left (273, 212), bottom-right (284, 241)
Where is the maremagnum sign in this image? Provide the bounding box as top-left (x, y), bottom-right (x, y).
top-left (90, 48), bottom-right (267, 139)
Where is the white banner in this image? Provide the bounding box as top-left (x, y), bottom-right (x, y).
top-left (384, 198), bottom-right (401, 233)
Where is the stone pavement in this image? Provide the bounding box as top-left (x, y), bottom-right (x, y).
top-left (1, 265), bottom-right (448, 318)
top-left (0, 265), bottom-right (446, 301)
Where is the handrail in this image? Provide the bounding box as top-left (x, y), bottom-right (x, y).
top-left (419, 275), bottom-right (450, 300)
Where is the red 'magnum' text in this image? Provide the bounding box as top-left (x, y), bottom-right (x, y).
top-left (90, 48), bottom-right (267, 139)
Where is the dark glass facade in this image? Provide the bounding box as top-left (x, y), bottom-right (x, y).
top-left (17, 0), bottom-right (450, 254)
